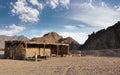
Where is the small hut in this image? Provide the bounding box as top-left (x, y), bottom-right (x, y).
top-left (4, 41), bottom-right (69, 60)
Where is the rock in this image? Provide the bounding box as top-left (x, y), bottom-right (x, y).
top-left (81, 21), bottom-right (120, 50)
top-left (60, 37), bottom-right (80, 50)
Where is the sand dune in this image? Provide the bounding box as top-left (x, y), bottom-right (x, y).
top-left (0, 57), bottom-right (120, 75)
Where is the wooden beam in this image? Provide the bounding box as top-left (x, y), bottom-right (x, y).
top-left (67, 45), bottom-right (69, 55)
top-left (43, 41), bottom-right (45, 56)
top-left (56, 44), bottom-right (59, 56)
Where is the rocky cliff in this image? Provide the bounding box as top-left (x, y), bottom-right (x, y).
top-left (81, 21), bottom-right (120, 50)
top-left (31, 32), bottom-right (80, 50)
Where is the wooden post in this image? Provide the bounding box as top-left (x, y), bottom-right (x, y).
top-left (56, 44), bottom-right (59, 56)
top-left (25, 41), bottom-right (27, 50)
top-left (35, 52), bottom-right (37, 62)
top-left (39, 47), bottom-right (40, 56)
top-left (44, 41), bottom-right (45, 56)
top-left (43, 40), bottom-right (46, 59)
top-left (25, 41), bottom-right (27, 59)
top-left (67, 45), bottom-right (69, 55)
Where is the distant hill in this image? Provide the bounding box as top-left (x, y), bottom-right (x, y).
top-left (31, 32), bottom-right (63, 43)
top-left (31, 32), bottom-right (80, 50)
top-left (81, 21), bottom-right (120, 50)
top-left (0, 35), bottom-right (29, 49)
top-left (60, 37), bottom-right (80, 50)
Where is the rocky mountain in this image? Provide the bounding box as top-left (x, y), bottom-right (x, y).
top-left (81, 21), bottom-right (120, 50)
top-left (31, 32), bottom-right (80, 50)
top-left (0, 35), bottom-right (29, 49)
top-left (31, 32), bottom-right (63, 43)
top-left (60, 37), bottom-right (80, 50)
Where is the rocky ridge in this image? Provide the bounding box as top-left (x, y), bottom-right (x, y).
top-left (81, 21), bottom-right (120, 50)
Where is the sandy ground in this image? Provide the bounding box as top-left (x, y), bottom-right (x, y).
top-left (0, 56), bottom-right (120, 75)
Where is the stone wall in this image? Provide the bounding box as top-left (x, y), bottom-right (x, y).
top-left (81, 49), bottom-right (120, 57)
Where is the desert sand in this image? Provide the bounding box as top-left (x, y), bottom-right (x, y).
top-left (0, 56), bottom-right (120, 75)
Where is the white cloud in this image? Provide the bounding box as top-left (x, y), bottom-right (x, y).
top-left (46, 0), bottom-right (70, 9)
top-left (69, 0), bottom-right (120, 28)
top-left (11, 0), bottom-right (70, 23)
top-left (59, 0), bottom-right (70, 9)
top-left (101, 2), bottom-right (106, 7)
top-left (115, 6), bottom-right (120, 11)
top-left (29, 0), bottom-right (43, 9)
top-left (60, 32), bottom-right (88, 44)
top-left (11, 0), bottom-right (42, 23)
top-left (0, 24), bottom-right (25, 35)
top-left (47, 0), bottom-right (59, 9)
top-left (64, 25), bottom-right (78, 30)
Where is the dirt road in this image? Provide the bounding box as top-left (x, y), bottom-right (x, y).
top-left (0, 57), bottom-right (120, 75)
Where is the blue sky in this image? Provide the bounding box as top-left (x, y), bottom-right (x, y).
top-left (0, 0), bottom-right (120, 44)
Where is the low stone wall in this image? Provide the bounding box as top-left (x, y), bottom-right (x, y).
top-left (81, 49), bottom-right (120, 57)
top-left (69, 50), bottom-right (81, 57)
